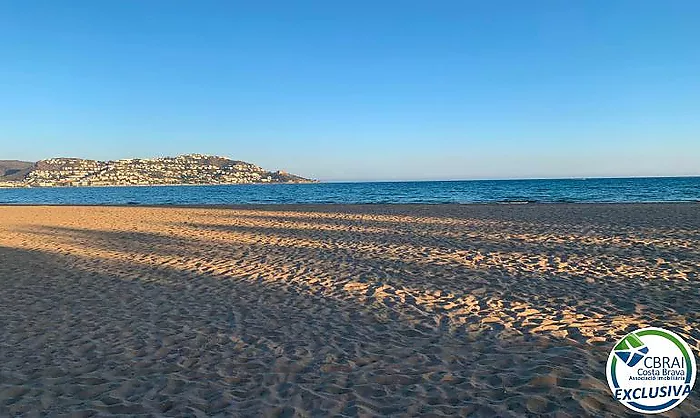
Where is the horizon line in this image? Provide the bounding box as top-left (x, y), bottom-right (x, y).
top-left (317, 174), bottom-right (700, 183)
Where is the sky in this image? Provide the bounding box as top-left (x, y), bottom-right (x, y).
top-left (1, 1), bottom-right (699, 181)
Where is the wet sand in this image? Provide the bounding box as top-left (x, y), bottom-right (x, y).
top-left (0, 204), bottom-right (698, 417)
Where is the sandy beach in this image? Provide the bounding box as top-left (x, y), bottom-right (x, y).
top-left (0, 203), bottom-right (698, 417)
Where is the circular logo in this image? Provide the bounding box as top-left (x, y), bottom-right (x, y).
top-left (607, 327), bottom-right (696, 414)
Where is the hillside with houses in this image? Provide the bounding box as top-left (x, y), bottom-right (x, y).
top-left (0, 154), bottom-right (315, 187)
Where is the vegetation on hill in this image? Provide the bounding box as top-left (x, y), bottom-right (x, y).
top-left (0, 160), bottom-right (34, 181)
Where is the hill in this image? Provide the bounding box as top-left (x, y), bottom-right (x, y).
top-left (0, 154), bottom-right (315, 187)
top-left (0, 160), bottom-right (34, 181)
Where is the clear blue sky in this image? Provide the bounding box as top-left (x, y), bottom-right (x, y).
top-left (1, 1), bottom-right (699, 181)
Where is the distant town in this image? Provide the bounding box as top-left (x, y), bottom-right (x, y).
top-left (0, 154), bottom-right (315, 187)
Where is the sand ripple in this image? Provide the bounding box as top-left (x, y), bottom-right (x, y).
top-left (0, 204), bottom-right (698, 416)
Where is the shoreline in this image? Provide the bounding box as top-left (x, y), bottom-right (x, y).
top-left (0, 180), bottom-right (318, 189)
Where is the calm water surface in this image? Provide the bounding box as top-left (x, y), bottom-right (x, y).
top-left (0, 177), bottom-right (699, 205)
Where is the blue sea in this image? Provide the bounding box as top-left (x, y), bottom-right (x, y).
top-left (0, 177), bottom-right (699, 205)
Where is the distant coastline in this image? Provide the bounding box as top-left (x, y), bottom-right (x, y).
top-left (0, 181), bottom-right (320, 190)
top-left (0, 154), bottom-right (316, 188)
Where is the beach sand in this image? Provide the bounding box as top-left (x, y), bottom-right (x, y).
top-left (0, 203), bottom-right (698, 417)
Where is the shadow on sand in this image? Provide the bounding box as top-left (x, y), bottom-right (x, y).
top-left (1, 204), bottom-right (699, 416)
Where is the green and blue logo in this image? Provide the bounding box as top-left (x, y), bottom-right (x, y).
top-left (606, 327), bottom-right (696, 414)
top-left (614, 332), bottom-right (649, 367)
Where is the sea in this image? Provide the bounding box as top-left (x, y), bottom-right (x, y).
top-left (0, 177), bottom-right (699, 205)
